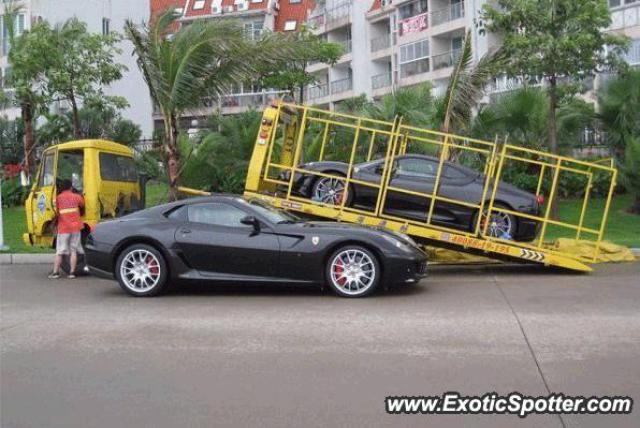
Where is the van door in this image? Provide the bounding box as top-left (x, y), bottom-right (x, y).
top-left (30, 151), bottom-right (57, 240)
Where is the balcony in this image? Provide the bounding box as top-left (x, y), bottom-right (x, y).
top-left (337, 38), bottom-right (352, 54)
top-left (331, 77), bottom-right (353, 94)
top-left (190, 90), bottom-right (289, 115)
top-left (371, 34), bottom-right (391, 52)
top-left (308, 2), bottom-right (352, 32)
top-left (432, 49), bottom-right (462, 70)
top-left (626, 40), bottom-right (640, 65)
top-left (306, 83), bottom-right (330, 100)
top-left (372, 72), bottom-right (392, 90)
top-left (430, 2), bottom-right (465, 27)
top-left (609, 3), bottom-right (639, 30)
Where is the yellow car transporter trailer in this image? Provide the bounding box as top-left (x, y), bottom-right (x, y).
top-left (244, 102), bottom-right (618, 272)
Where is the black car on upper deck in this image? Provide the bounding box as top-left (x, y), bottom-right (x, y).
top-left (85, 196), bottom-right (427, 298)
top-left (281, 154), bottom-right (543, 242)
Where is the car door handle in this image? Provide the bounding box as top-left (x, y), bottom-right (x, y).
top-left (179, 228), bottom-right (191, 234)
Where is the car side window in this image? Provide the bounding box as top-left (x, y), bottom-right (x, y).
top-left (445, 165), bottom-right (467, 179)
top-left (396, 158), bottom-right (437, 178)
top-left (187, 203), bottom-right (249, 228)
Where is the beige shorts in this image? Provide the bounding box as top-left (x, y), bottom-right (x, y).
top-left (56, 233), bottom-right (83, 255)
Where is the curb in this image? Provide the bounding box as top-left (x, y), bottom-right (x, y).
top-left (0, 254), bottom-right (53, 265)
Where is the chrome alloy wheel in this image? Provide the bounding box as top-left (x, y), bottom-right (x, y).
top-left (483, 209), bottom-right (513, 238)
top-left (330, 249), bottom-right (376, 296)
top-left (313, 177), bottom-right (346, 205)
top-left (120, 249), bottom-right (161, 292)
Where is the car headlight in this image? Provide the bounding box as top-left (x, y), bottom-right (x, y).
top-left (381, 234), bottom-right (413, 253)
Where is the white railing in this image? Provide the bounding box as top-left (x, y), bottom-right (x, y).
top-left (309, 1), bottom-right (352, 29)
top-left (371, 34), bottom-right (391, 52)
top-left (486, 75), bottom-right (544, 94)
top-left (372, 72), bottom-right (392, 90)
top-left (306, 83), bottom-right (330, 100)
top-left (331, 77), bottom-right (353, 94)
top-left (432, 49), bottom-right (462, 70)
top-left (201, 90), bottom-right (289, 109)
top-left (430, 2), bottom-right (465, 27)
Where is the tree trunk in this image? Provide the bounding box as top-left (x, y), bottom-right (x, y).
top-left (70, 95), bottom-right (81, 139)
top-left (547, 76), bottom-right (559, 219)
top-left (166, 114), bottom-right (181, 201)
top-left (630, 194), bottom-right (640, 215)
top-left (21, 102), bottom-right (35, 178)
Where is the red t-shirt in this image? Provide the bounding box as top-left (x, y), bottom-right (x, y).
top-left (56, 190), bottom-right (85, 234)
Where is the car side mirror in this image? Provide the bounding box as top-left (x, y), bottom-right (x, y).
top-left (241, 215), bottom-right (260, 233)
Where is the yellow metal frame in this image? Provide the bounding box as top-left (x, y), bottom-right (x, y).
top-left (244, 102), bottom-right (618, 272)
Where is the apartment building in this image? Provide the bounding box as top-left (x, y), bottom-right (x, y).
top-left (305, 0), bottom-right (640, 108)
top-left (149, 0), bottom-right (316, 129)
top-left (0, 0), bottom-right (154, 139)
top-left (304, 0), bottom-right (495, 108)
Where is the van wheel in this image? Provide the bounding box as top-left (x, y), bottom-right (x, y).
top-left (115, 244), bottom-right (168, 297)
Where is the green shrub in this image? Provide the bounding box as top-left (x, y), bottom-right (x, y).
top-left (1, 177), bottom-right (28, 207)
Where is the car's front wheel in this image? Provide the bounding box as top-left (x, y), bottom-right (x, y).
top-left (115, 244), bottom-right (168, 297)
top-left (326, 246), bottom-right (380, 298)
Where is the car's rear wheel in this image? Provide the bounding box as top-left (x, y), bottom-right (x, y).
top-left (312, 175), bottom-right (353, 206)
top-left (115, 244), bottom-right (168, 297)
top-left (474, 203), bottom-right (517, 239)
top-left (326, 246), bottom-right (380, 298)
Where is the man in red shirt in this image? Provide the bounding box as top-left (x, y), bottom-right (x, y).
top-left (49, 179), bottom-right (85, 279)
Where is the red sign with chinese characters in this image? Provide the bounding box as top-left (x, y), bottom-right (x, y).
top-left (401, 13), bottom-right (428, 34)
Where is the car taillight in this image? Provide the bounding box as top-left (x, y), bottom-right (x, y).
top-left (536, 195), bottom-right (545, 205)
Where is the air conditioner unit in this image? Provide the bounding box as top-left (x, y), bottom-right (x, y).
top-left (237, 1), bottom-right (249, 11)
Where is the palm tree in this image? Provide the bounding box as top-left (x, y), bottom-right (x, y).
top-left (598, 70), bottom-right (640, 213)
top-left (440, 30), bottom-right (506, 136)
top-left (125, 10), bottom-right (299, 199)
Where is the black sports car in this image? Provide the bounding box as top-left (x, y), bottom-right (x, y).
top-left (85, 196), bottom-right (427, 298)
top-left (282, 154), bottom-right (543, 242)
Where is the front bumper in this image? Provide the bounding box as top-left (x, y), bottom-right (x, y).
top-left (383, 252), bottom-right (428, 285)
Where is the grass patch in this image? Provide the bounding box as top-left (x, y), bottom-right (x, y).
top-left (2, 189), bottom-right (639, 253)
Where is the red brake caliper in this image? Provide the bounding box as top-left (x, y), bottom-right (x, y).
top-left (334, 260), bottom-right (346, 285)
top-left (146, 256), bottom-right (159, 276)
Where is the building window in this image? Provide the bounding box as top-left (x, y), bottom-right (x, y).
top-left (244, 20), bottom-right (264, 40)
top-left (284, 20), bottom-right (297, 31)
top-left (290, 0), bottom-right (302, 3)
top-left (400, 39), bottom-right (430, 78)
top-left (626, 38), bottom-right (640, 64)
top-left (193, 0), bottom-right (206, 9)
top-left (398, 0), bottom-right (428, 20)
top-left (1, 13), bottom-right (25, 55)
top-left (102, 18), bottom-right (110, 35)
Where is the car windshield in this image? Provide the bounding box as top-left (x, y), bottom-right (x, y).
top-left (242, 199), bottom-right (302, 224)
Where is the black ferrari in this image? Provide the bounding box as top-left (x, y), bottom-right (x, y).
top-left (282, 154), bottom-right (543, 242)
top-left (85, 196), bottom-right (427, 298)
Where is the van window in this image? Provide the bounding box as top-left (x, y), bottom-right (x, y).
top-left (99, 153), bottom-right (138, 182)
top-left (57, 150), bottom-right (84, 191)
top-left (38, 152), bottom-right (55, 187)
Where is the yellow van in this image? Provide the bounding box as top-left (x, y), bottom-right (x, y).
top-left (23, 140), bottom-right (144, 247)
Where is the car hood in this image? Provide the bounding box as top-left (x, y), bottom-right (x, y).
top-left (290, 221), bottom-right (421, 249)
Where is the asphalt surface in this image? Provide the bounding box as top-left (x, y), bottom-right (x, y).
top-left (1, 262), bottom-right (639, 428)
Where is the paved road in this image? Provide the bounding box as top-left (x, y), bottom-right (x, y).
top-left (1, 262), bottom-right (639, 428)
